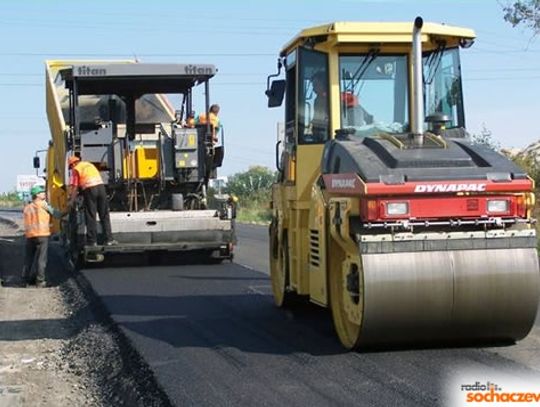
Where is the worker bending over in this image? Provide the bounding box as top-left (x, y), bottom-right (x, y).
top-left (67, 156), bottom-right (117, 246)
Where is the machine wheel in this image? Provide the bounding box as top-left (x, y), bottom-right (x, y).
top-left (64, 238), bottom-right (84, 271)
top-left (61, 221), bottom-right (84, 271)
top-left (269, 225), bottom-right (296, 307)
top-left (329, 256), bottom-right (363, 350)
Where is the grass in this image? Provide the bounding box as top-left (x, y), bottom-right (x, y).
top-left (0, 192), bottom-right (23, 209)
top-left (0, 201), bottom-right (23, 208)
top-left (236, 203), bottom-right (272, 225)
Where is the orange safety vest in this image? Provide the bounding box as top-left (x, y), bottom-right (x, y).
top-left (23, 201), bottom-right (51, 238)
top-left (74, 161), bottom-right (103, 190)
top-left (197, 112), bottom-right (220, 128)
top-left (186, 117), bottom-right (195, 128)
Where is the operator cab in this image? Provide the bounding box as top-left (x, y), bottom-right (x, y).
top-left (266, 21), bottom-right (476, 163)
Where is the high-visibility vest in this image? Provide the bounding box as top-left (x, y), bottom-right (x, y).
top-left (197, 112), bottom-right (220, 128)
top-left (74, 161), bottom-right (103, 190)
top-left (23, 201), bottom-right (51, 238)
top-left (186, 117), bottom-right (195, 128)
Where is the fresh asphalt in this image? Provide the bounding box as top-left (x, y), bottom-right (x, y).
top-left (82, 223), bottom-right (540, 407)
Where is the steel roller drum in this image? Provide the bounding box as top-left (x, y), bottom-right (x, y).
top-left (358, 248), bottom-right (540, 345)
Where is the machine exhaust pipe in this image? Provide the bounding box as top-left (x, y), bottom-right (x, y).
top-left (412, 16), bottom-right (424, 146)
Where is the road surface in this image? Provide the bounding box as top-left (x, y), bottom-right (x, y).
top-left (82, 223), bottom-right (540, 407)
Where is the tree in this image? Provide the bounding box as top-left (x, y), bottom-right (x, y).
top-left (470, 125), bottom-right (501, 151)
top-left (225, 166), bottom-right (277, 201)
top-left (502, 0), bottom-right (540, 35)
top-left (511, 151), bottom-right (540, 185)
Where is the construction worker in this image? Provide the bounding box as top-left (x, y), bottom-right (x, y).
top-left (185, 111), bottom-right (196, 128)
top-left (22, 185), bottom-right (63, 287)
top-left (67, 156), bottom-right (117, 246)
top-left (197, 104), bottom-right (221, 143)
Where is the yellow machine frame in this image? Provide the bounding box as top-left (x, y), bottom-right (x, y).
top-left (271, 22), bottom-right (475, 307)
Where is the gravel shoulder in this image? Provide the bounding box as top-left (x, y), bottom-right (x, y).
top-left (0, 218), bottom-right (171, 406)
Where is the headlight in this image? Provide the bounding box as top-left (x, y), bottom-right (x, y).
top-left (487, 199), bottom-right (509, 213)
top-left (386, 202), bottom-right (409, 216)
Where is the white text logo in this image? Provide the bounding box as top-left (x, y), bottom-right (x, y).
top-left (414, 183), bottom-right (487, 193)
top-left (331, 178), bottom-right (356, 189)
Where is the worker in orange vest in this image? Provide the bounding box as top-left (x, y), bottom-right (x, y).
top-left (22, 185), bottom-right (63, 287)
top-left (197, 104), bottom-right (221, 143)
top-left (185, 111), bottom-right (196, 128)
top-left (67, 156), bottom-right (117, 247)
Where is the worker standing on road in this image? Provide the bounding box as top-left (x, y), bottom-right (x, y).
top-left (67, 156), bottom-right (117, 247)
top-left (197, 104), bottom-right (221, 143)
top-left (22, 185), bottom-right (63, 287)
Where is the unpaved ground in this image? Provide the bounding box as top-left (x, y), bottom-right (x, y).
top-left (0, 217), bottom-right (171, 407)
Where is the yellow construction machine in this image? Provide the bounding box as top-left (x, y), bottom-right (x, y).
top-left (41, 60), bottom-right (235, 265)
top-left (265, 18), bottom-right (540, 349)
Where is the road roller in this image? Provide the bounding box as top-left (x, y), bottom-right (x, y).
top-left (265, 17), bottom-right (540, 349)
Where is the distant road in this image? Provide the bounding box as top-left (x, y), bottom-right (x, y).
top-left (233, 223), bottom-right (269, 274)
top-left (0, 208), bottom-right (22, 231)
top-left (0, 208), bottom-right (22, 219)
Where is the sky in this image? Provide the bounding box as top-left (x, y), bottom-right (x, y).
top-left (0, 0), bottom-right (539, 193)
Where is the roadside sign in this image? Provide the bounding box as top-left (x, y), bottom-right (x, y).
top-left (16, 175), bottom-right (43, 200)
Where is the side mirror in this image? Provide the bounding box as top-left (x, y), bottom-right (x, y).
top-left (265, 80), bottom-right (286, 108)
top-left (33, 156), bottom-right (40, 169)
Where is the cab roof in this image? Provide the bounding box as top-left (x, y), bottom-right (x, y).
top-left (281, 21), bottom-right (476, 55)
top-left (59, 63), bottom-right (217, 95)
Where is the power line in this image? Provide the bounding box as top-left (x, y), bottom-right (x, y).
top-left (0, 82), bottom-right (267, 87)
top-left (226, 142), bottom-right (272, 155)
top-left (468, 67), bottom-right (540, 72)
top-left (223, 155), bottom-right (266, 165)
top-left (0, 20), bottom-right (296, 37)
top-left (0, 10), bottom-right (323, 25)
top-left (3, 75), bottom-right (540, 88)
top-left (475, 29), bottom-right (536, 46)
top-left (3, 68), bottom-right (540, 78)
top-left (213, 82), bottom-right (263, 86)
top-left (0, 73), bottom-right (41, 77)
top-left (0, 83), bottom-right (43, 87)
top-left (464, 76), bottom-right (540, 81)
top-left (471, 47), bottom-right (540, 54)
top-left (0, 52), bottom-right (275, 57)
top-left (0, 72), bottom-right (268, 77)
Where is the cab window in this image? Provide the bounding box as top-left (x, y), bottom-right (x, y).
top-left (339, 54), bottom-right (409, 136)
top-left (423, 47), bottom-right (465, 128)
top-left (298, 48), bottom-right (329, 144)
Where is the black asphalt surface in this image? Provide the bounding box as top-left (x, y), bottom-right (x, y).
top-left (83, 223), bottom-right (540, 407)
top-left (0, 209), bottom-right (22, 230)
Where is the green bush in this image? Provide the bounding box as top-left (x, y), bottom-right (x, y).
top-left (222, 166), bottom-right (276, 224)
top-left (511, 153), bottom-right (540, 187)
top-left (236, 206), bottom-right (272, 224)
top-left (0, 191), bottom-right (23, 208)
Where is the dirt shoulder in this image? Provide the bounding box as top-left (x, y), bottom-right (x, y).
top-left (0, 218), bottom-right (171, 406)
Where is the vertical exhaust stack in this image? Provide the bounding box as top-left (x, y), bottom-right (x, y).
top-left (412, 16), bottom-right (424, 146)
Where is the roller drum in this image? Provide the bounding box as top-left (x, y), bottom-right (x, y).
top-left (359, 248), bottom-right (540, 345)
